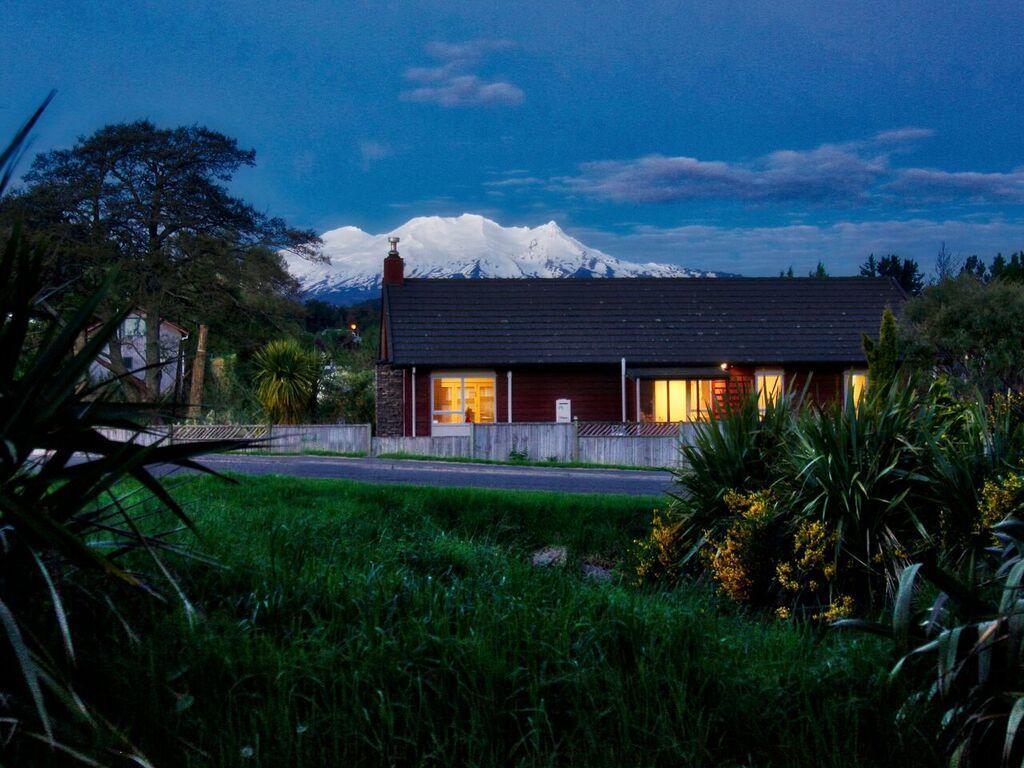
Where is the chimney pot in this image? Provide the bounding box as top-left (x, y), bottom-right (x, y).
top-left (382, 237), bottom-right (404, 286)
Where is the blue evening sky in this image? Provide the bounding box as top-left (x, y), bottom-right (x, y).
top-left (3, 1), bottom-right (1024, 275)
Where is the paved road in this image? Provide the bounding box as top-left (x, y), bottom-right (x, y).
top-left (192, 454), bottom-right (672, 497)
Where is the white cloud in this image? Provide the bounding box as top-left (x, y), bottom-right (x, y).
top-left (562, 144), bottom-right (887, 204)
top-left (872, 127), bottom-right (935, 144)
top-left (572, 218), bottom-right (1024, 276)
top-left (401, 39), bottom-right (522, 108)
top-left (889, 167), bottom-right (1024, 203)
top-left (484, 175), bottom-right (543, 188)
top-left (424, 38), bottom-right (515, 61)
top-left (403, 61), bottom-right (464, 84)
top-left (401, 75), bottom-right (524, 108)
top-left (558, 128), bottom-right (1024, 207)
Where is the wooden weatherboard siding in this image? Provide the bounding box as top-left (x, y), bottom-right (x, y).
top-left (399, 363), bottom-right (852, 436)
top-left (507, 365), bottom-right (622, 423)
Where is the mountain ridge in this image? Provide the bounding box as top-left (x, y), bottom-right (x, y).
top-left (286, 213), bottom-right (722, 305)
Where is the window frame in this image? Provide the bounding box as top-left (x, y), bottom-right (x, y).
top-left (429, 371), bottom-right (498, 426)
top-left (754, 369), bottom-right (785, 414)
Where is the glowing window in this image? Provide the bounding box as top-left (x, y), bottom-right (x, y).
top-left (845, 371), bottom-right (868, 405)
top-left (645, 379), bottom-right (713, 423)
top-left (653, 380), bottom-right (668, 422)
top-left (432, 374), bottom-right (496, 424)
top-left (755, 371), bottom-right (784, 414)
top-left (687, 380), bottom-right (713, 421)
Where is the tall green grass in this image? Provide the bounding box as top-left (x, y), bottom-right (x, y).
top-left (59, 477), bottom-right (937, 768)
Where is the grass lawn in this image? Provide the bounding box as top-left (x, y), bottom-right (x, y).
top-left (78, 476), bottom-right (935, 768)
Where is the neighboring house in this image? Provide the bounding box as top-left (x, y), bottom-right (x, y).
top-left (87, 311), bottom-right (190, 397)
top-left (375, 240), bottom-right (905, 437)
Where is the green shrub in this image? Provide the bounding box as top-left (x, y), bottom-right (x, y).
top-left (645, 376), bottom-right (1024, 620)
top-left (252, 339), bottom-right (321, 423)
top-left (787, 379), bottom-right (940, 607)
top-left (837, 506), bottom-right (1024, 767)
top-left (667, 388), bottom-right (795, 561)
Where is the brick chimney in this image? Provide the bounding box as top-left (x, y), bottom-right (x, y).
top-left (382, 236), bottom-right (404, 286)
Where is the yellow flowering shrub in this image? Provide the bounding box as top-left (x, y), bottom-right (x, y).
top-left (814, 594), bottom-right (855, 622)
top-left (979, 471), bottom-right (1024, 531)
top-left (704, 490), bottom-right (778, 604)
top-left (775, 520), bottom-right (835, 593)
top-left (773, 519), bottom-right (849, 622)
top-left (942, 468), bottom-right (1024, 552)
top-left (634, 509), bottom-right (687, 584)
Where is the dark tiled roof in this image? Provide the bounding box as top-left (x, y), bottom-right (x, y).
top-left (382, 277), bottom-right (905, 366)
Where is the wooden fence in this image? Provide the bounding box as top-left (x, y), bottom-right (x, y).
top-left (96, 427), bottom-right (171, 446)
top-left (472, 423), bottom-right (576, 462)
top-left (576, 422), bottom-right (696, 468)
top-left (97, 424), bottom-right (370, 455)
top-left (98, 421), bottom-right (698, 468)
top-left (375, 422), bottom-right (689, 467)
top-left (265, 424), bottom-right (371, 454)
top-left (373, 435), bottom-right (472, 458)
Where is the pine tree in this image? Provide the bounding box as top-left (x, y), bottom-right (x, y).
top-left (862, 306), bottom-right (899, 392)
top-left (11, 121), bottom-right (321, 402)
top-left (859, 253), bottom-right (924, 295)
top-left (859, 254), bottom-right (878, 277)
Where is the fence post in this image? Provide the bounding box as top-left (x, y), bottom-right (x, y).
top-left (167, 423), bottom-right (175, 445)
top-left (571, 420), bottom-right (579, 462)
top-left (365, 424), bottom-right (373, 457)
top-left (469, 421), bottom-right (476, 460)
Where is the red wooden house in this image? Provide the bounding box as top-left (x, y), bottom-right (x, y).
top-left (375, 241), bottom-right (905, 437)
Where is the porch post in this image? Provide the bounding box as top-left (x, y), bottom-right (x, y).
top-left (411, 366), bottom-right (417, 437)
top-left (635, 377), bottom-right (641, 423)
top-left (506, 370), bottom-right (512, 423)
top-left (620, 357), bottom-right (626, 422)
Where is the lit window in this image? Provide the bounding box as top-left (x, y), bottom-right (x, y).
top-left (432, 375), bottom-right (496, 424)
top-left (687, 380), bottom-right (713, 421)
top-left (844, 370), bottom-right (868, 405)
top-left (755, 371), bottom-right (784, 414)
top-left (643, 379), bottom-right (713, 423)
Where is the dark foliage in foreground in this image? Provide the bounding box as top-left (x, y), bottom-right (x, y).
top-left (1, 97), bottom-right (245, 765)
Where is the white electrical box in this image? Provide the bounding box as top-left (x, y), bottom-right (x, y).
top-left (555, 398), bottom-right (572, 423)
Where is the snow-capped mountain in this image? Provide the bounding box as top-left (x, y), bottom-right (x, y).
top-left (287, 213), bottom-right (719, 305)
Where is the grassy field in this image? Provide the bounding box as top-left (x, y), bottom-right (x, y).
top-left (75, 476), bottom-right (935, 768)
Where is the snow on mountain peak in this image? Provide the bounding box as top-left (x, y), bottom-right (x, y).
top-left (288, 214), bottom-right (717, 305)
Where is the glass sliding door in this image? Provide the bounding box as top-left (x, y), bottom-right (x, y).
top-left (642, 378), bottom-right (714, 423)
